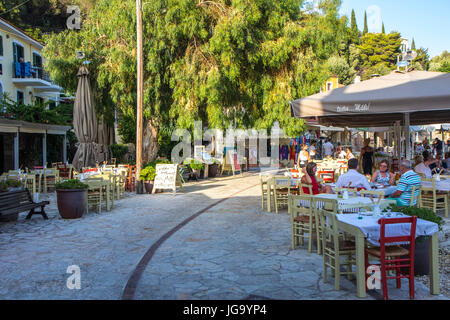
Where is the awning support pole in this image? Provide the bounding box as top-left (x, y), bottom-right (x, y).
top-left (63, 133), bottom-right (67, 163)
top-left (14, 132), bottom-right (19, 170)
top-left (43, 131), bottom-right (47, 167)
top-left (404, 113), bottom-right (411, 160)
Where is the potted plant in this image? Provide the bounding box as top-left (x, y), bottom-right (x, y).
top-left (207, 159), bottom-right (221, 178)
top-left (139, 165), bottom-right (156, 194)
top-left (55, 179), bottom-right (88, 219)
top-left (189, 160), bottom-right (205, 178)
top-left (0, 179), bottom-right (23, 192)
top-left (385, 204), bottom-right (445, 275)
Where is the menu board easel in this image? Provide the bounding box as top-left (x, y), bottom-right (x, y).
top-left (152, 164), bottom-right (184, 195)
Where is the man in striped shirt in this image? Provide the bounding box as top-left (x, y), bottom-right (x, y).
top-left (389, 160), bottom-right (421, 206)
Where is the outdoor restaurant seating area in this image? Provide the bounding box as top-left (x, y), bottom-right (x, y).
top-left (0, 162), bottom-right (138, 214)
top-left (260, 158), bottom-right (447, 300)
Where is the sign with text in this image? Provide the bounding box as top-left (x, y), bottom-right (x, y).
top-left (152, 164), bottom-right (183, 195)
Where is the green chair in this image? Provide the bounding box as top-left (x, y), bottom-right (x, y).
top-left (317, 209), bottom-right (356, 290)
top-left (420, 180), bottom-right (448, 217)
top-left (273, 177), bottom-right (290, 214)
top-left (85, 178), bottom-right (103, 214)
top-left (289, 194), bottom-right (318, 253)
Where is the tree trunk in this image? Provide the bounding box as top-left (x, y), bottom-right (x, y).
top-left (142, 120), bottom-right (159, 164)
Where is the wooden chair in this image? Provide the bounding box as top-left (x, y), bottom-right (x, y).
top-left (260, 175), bottom-right (271, 210)
top-left (24, 174), bottom-right (37, 195)
top-left (365, 216), bottom-right (417, 300)
top-left (420, 179), bottom-right (448, 217)
top-left (360, 190), bottom-right (385, 205)
top-left (42, 168), bottom-right (59, 193)
top-left (289, 194), bottom-right (319, 253)
top-left (299, 181), bottom-right (313, 195)
top-left (317, 209), bottom-right (356, 290)
top-left (318, 170), bottom-right (335, 183)
top-left (85, 178), bottom-right (103, 214)
top-left (273, 177), bottom-right (290, 214)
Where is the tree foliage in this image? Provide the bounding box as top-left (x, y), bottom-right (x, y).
top-left (430, 51), bottom-right (450, 72)
top-left (43, 0), bottom-right (348, 160)
top-left (358, 32), bottom-right (401, 79)
top-left (326, 55), bottom-right (355, 85)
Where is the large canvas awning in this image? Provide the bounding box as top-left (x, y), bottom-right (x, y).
top-left (290, 71), bottom-right (450, 127)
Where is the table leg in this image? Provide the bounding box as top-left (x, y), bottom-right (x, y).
top-left (106, 186), bottom-right (111, 211)
top-left (355, 233), bottom-right (366, 298)
top-left (267, 181), bottom-right (272, 212)
top-left (429, 232), bottom-right (440, 295)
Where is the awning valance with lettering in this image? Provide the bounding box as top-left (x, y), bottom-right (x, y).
top-left (290, 71), bottom-right (450, 127)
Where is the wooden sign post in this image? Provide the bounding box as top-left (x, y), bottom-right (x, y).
top-left (152, 164), bottom-right (184, 195)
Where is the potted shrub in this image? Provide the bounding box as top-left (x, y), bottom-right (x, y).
top-left (189, 160), bottom-right (205, 178)
top-left (386, 204), bottom-right (444, 275)
top-left (139, 166), bottom-right (156, 194)
top-left (0, 179), bottom-right (23, 192)
top-left (207, 159), bottom-right (221, 178)
top-left (55, 179), bottom-right (88, 219)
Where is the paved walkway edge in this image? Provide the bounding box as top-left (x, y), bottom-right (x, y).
top-left (121, 182), bottom-right (259, 300)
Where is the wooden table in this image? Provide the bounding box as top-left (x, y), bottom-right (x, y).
top-left (336, 214), bottom-right (440, 298)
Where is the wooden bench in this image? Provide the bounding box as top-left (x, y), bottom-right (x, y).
top-left (0, 190), bottom-right (50, 220)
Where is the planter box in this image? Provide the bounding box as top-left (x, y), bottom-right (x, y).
top-left (414, 236), bottom-right (431, 276)
top-left (208, 164), bottom-right (219, 178)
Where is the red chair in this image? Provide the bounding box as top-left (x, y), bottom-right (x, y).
top-left (83, 168), bottom-right (99, 173)
top-left (318, 170), bottom-right (335, 183)
top-left (365, 216), bottom-right (417, 300)
top-left (34, 166), bottom-right (44, 170)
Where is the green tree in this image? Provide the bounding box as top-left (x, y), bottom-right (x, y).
top-left (363, 11), bottom-right (368, 35)
top-left (326, 55), bottom-right (356, 85)
top-left (429, 51), bottom-right (450, 71)
top-left (349, 9), bottom-right (360, 44)
top-left (381, 22), bottom-right (385, 34)
top-left (358, 32), bottom-right (401, 79)
top-left (43, 0), bottom-right (347, 161)
top-left (412, 48), bottom-right (430, 71)
top-left (411, 38), bottom-right (416, 50)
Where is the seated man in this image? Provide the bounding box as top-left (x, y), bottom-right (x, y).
top-left (388, 160), bottom-right (421, 207)
top-left (335, 158), bottom-right (371, 190)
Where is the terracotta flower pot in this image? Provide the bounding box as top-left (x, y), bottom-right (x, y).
top-left (56, 189), bottom-right (87, 219)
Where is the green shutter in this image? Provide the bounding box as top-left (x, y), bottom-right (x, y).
top-left (0, 35), bottom-right (3, 56)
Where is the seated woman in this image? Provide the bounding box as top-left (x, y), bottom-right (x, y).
top-left (371, 159), bottom-right (395, 186)
top-left (346, 147), bottom-right (355, 160)
top-left (414, 153), bottom-right (433, 178)
top-left (301, 162), bottom-right (333, 195)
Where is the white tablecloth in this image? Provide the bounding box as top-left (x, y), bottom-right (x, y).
top-left (299, 194), bottom-right (383, 212)
top-left (337, 213), bottom-right (439, 246)
top-left (422, 180), bottom-right (450, 192)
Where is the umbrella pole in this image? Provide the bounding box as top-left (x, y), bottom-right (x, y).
top-left (135, 0), bottom-right (144, 194)
top-left (404, 112), bottom-right (411, 161)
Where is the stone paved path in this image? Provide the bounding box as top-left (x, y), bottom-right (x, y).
top-left (0, 173), bottom-right (448, 300)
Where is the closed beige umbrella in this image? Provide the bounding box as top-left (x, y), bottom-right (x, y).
top-left (72, 66), bottom-right (99, 171)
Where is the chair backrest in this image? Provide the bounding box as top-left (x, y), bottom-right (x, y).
top-left (410, 185), bottom-right (420, 207)
top-left (317, 209), bottom-right (340, 245)
top-left (289, 194), bottom-right (314, 217)
top-left (318, 170), bottom-right (335, 183)
top-left (315, 197), bottom-right (337, 212)
top-left (298, 181), bottom-right (313, 195)
top-left (335, 187), bottom-right (358, 197)
top-left (360, 190), bottom-right (385, 204)
top-left (378, 216), bottom-right (417, 255)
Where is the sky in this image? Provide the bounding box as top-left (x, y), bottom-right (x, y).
top-left (339, 0), bottom-right (450, 58)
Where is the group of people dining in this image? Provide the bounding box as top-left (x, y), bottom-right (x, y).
top-left (298, 157), bottom-right (421, 207)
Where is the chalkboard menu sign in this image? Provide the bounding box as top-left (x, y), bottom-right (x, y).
top-left (152, 164), bottom-right (183, 195)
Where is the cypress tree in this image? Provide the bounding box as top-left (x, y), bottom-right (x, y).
top-left (363, 11), bottom-right (368, 34)
top-left (351, 9), bottom-right (358, 31)
top-left (411, 38), bottom-right (416, 50)
top-left (382, 22), bottom-right (385, 34)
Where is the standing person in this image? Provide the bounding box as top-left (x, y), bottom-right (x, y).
top-left (309, 141), bottom-right (317, 160)
top-left (297, 145), bottom-right (310, 168)
top-left (359, 139), bottom-right (375, 176)
top-left (388, 160), bottom-right (421, 207)
top-left (415, 142), bottom-right (425, 155)
top-left (323, 138), bottom-right (334, 158)
top-left (432, 138), bottom-right (443, 156)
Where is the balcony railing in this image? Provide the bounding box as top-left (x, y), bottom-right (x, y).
top-left (13, 62), bottom-right (51, 82)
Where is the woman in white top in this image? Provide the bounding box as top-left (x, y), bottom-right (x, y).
top-left (309, 142), bottom-right (317, 159)
top-left (346, 147), bottom-right (355, 160)
top-left (297, 145), bottom-right (310, 168)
